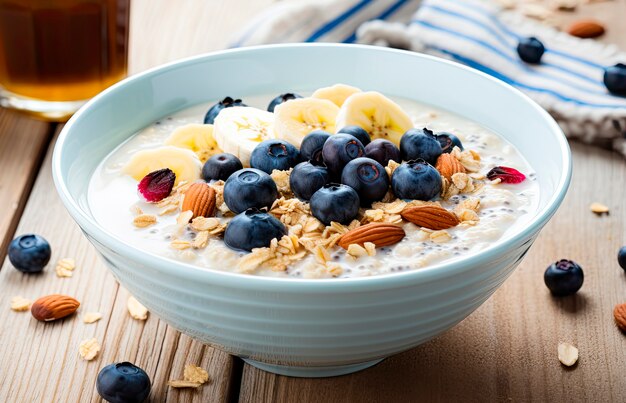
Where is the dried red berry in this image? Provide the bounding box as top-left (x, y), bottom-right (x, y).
top-left (137, 168), bottom-right (176, 202)
top-left (486, 166), bottom-right (526, 184)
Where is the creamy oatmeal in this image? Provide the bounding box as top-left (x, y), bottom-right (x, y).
top-left (88, 86), bottom-right (539, 279)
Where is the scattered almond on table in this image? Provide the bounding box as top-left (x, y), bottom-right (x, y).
top-left (613, 303), bottom-right (626, 332)
top-left (31, 294), bottom-right (80, 322)
top-left (557, 342), bottom-right (579, 366)
top-left (567, 19), bottom-right (606, 38)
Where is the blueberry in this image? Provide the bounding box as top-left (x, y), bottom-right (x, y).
top-left (202, 153), bottom-right (243, 181)
top-left (290, 161), bottom-right (329, 201)
top-left (391, 160), bottom-right (442, 201)
top-left (224, 208), bottom-right (286, 251)
top-left (203, 97), bottom-right (247, 124)
top-left (96, 362), bottom-right (151, 403)
top-left (603, 63), bottom-right (626, 96)
top-left (544, 259), bottom-right (584, 296)
top-left (267, 93), bottom-right (302, 112)
top-left (337, 125), bottom-right (371, 145)
top-left (8, 234), bottom-right (51, 273)
top-left (435, 132), bottom-right (464, 153)
top-left (399, 128), bottom-right (442, 164)
top-left (250, 139), bottom-right (300, 174)
top-left (223, 168), bottom-right (278, 214)
top-left (322, 134), bottom-right (365, 175)
top-left (618, 246), bottom-right (626, 272)
top-left (310, 184), bottom-right (360, 225)
top-left (517, 37), bottom-right (545, 64)
top-left (364, 139), bottom-right (401, 166)
top-left (341, 157), bottom-right (389, 206)
top-left (300, 130), bottom-right (331, 164)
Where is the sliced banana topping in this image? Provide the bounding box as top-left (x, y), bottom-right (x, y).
top-left (335, 91), bottom-right (413, 145)
top-left (123, 146), bottom-right (202, 185)
top-left (164, 123), bottom-right (220, 162)
top-left (274, 97), bottom-right (340, 147)
top-left (212, 107), bottom-right (276, 167)
top-left (311, 83), bottom-right (362, 107)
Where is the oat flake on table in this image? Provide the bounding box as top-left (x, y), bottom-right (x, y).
top-left (78, 338), bottom-right (101, 361)
top-left (83, 312), bottom-right (103, 324)
top-left (127, 296), bottom-right (148, 320)
top-left (55, 258), bottom-right (76, 278)
top-left (10, 296), bottom-right (31, 311)
top-left (168, 364), bottom-right (209, 388)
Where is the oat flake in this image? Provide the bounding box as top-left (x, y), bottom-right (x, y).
top-left (83, 312), bottom-right (103, 324)
top-left (590, 202), bottom-right (609, 214)
top-left (127, 296), bottom-right (148, 320)
top-left (558, 342), bottom-right (578, 366)
top-left (167, 380), bottom-right (202, 388)
top-left (10, 296), bottom-right (31, 311)
top-left (183, 364), bottom-right (209, 384)
top-left (79, 338), bottom-right (101, 361)
top-left (55, 258), bottom-right (76, 278)
top-left (133, 214), bottom-right (157, 228)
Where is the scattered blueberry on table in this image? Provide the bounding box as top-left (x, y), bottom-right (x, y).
top-left (267, 92), bottom-right (302, 112)
top-left (310, 183), bottom-right (360, 225)
top-left (603, 63), bottom-right (626, 96)
top-left (250, 139), bottom-right (301, 174)
top-left (96, 362), bottom-right (151, 403)
top-left (517, 37), bottom-right (545, 64)
top-left (618, 246), bottom-right (626, 272)
top-left (202, 153), bottom-right (243, 181)
top-left (400, 128), bottom-right (442, 165)
top-left (544, 259), bottom-right (584, 296)
top-left (8, 234), bottom-right (51, 273)
top-left (391, 160), bottom-right (442, 201)
top-left (337, 125), bottom-right (371, 146)
top-left (203, 96), bottom-right (247, 124)
top-left (223, 168), bottom-right (278, 214)
top-left (290, 161), bottom-right (329, 201)
top-left (224, 208), bottom-right (286, 251)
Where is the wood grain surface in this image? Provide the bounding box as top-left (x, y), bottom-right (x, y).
top-left (0, 0), bottom-right (625, 402)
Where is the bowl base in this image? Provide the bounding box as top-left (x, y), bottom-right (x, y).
top-left (242, 358), bottom-right (385, 378)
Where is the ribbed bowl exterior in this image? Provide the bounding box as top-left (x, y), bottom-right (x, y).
top-left (53, 44), bottom-right (571, 371)
top-left (88, 232), bottom-right (536, 366)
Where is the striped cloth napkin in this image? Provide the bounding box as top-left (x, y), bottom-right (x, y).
top-left (232, 0), bottom-right (626, 157)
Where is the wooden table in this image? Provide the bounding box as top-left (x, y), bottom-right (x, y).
top-left (1, 1), bottom-right (625, 401)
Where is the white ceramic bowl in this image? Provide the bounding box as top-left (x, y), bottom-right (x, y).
top-left (53, 44), bottom-right (571, 377)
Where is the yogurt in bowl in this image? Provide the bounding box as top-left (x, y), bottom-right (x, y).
top-left (88, 89), bottom-right (539, 279)
top-left (53, 44), bottom-right (570, 377)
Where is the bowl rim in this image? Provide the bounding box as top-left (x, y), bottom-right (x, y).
top-left (52, 43), bottom-right (572, 291)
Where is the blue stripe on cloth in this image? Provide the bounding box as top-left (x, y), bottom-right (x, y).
top-left (442, 0), bottom-right (606, 70)
top-left (412, 19), bottom-right (607, 93)
top-left (305, 0), bottom-right (373, 42)
top-left (342, 0), bottom-right (409, 43)
top-left (428, 46), bottom-right (626, 109)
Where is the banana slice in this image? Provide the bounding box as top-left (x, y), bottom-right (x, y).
top-left (123, 146), bottom-right (202, 185)
top-left (274, 97), bottom-right (340, 147)
top-left (212, 107), bottom-right (275, 167)
top-left (311, 83), bottom-right (362, 107)
top-left (335, 91), bottom-right (413, 145)
top-left (164, 123), bottom-right (220, 162)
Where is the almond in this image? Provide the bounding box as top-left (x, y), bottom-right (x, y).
top-left (401, 205), bottom-right (460, 230)
top-left (338, 223), bottom-right (405, 249)
top-left (182, 182), bottom-right (216, 219)
top-left (31, 294), bottom-right (80, 322)
top-left (435, 153), bottom-right (466, 180)
top-left (567, 19), bottom-right (605, 38)
top-left (613, 303), bottom-right (626, 332)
